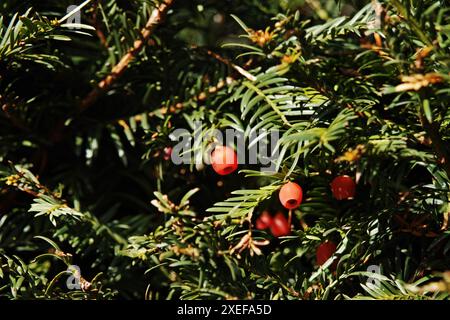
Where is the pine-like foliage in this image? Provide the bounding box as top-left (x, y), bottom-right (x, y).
top-left (0, 0), bottom-right (449, 300)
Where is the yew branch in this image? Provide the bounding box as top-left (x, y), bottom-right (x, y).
top-left (80, 0), bottom-right (174, 111)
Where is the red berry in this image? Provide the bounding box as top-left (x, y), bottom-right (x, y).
top-left (316, 241), bottom-right (338, 269)
top-left (256, 211), bottom-right (273, 230)
top-left (210, 146), bottom-right (238, 175)
top-left (330, 175), bottom-right (356, 200)
top-left (270, 212), bottom-right (290, 237)
top-left (279, 182), bottom-right (303, 209)
top-left (163, 147), bottom-right (173, 161)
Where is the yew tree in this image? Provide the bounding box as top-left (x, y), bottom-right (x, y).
top-left (0, 0), bottom-right (449, 300)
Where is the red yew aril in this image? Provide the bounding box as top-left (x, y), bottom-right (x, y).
top-left (210, 145), bottom-right (238, 175)
top-left (316, 241), bottom-right (338, 269)
top-left (279, 182), bottom-right (303, 209)
top-left (256, 211), bottom-right (273, 230)
top-left (330, 175), bottom-right (356, 200)
top-left (270, 212), bottom-right (290, 237)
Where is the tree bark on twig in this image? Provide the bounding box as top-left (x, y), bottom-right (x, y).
top-left (79, 0), bottom-right (174, 112)
top-left (203, 49), bottom-right (256, 82)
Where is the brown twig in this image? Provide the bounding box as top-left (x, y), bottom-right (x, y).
top-left (203, 48), bottom-right (256, 81)
top-left (79, 0), bottom-right (174, 112)
top-left (112, 75), bottom-right (236, 129)
top-left (91, 0), bottom-right (108, 47)
top-left (148, 76), bottom-right (235, 117)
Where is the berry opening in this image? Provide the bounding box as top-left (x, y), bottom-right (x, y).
top-left (223, 166), bottom-right (234, 174)
top-left (287, 199), bottom-right (297, 206)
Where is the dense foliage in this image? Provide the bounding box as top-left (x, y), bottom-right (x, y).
top-left (0, 0), bottom-right (449, 300)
